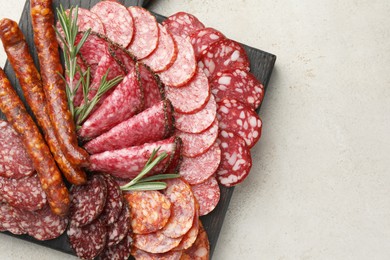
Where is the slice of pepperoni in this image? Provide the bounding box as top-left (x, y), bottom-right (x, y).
top-left (132, 247), bottom-right (183, 260)
top-left (162, 12), bottom-right (205, 39)
top-left (181, 222), bottom-right (210, 260)
top-left (190, 27), bottom-right (225, 59)
top-left (191, 176), bottom-right (221, 216)
top-left (134, 230), bottom-right (182, 254)
top-left (99, 233), bottom-right (133, 260)
top-left (99, 174), bottom-right (123, 225)
top-left (139, 63), bottom-right (165, 109)
top-left (107, 202), bottom-right (131, 247)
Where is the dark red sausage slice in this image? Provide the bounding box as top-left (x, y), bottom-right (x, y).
top-left (107, 202), bottom-right (131, 247)
top-left (191, 176), bottom-right (221, 216)
top-left (139, 63), bottom-right (165, 109)
top-left (99, 233), bottom-right (133, 260)
top-left (162, 12), bottom-right (205, 39)
top-left (109, 43), bottom-right (137, 74)
top-left (100, 174), bottom-right (123, 225)
top-left (0, 203), bottom-right (25, 235)
top-left (78, 32), bottom-right (110, 74)
top-left (190, 27), bottom-right (225, 59)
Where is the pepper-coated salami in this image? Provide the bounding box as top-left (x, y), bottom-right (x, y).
top-left (175, 94), bottom-right (217, 134)
top-left (139, 63), bottom-right (165, 109)
top-left (190, 27), bottom-right (226, 59)
top-left (162, 178), bottom-right (196, 238)
top-left (77, 32), bottom-right (110, 74)
top-left (216, 130), bottom-right (252, 187)
top-left (134, 230), bottom-right (183, 254)
top-left (128, 7), bottom-right (159, 59)
top-left (132, 247), bottom-right (183, 260)
top-left (0, 68), bottom-right (70, 216)
top-left (0, 203), bottom-right (25, 235)
top-left (0, 19), bottom-right (87, 185)
top-left (100, 174), bottom-right (123, 225)
top-left (191, 176), bottom-right (220, 216)
top-left (180, 142), bottom-right (221, 185)
top-left (109, 42), bottom-right (137, 74)
top-left (142, 24), bottom-right (178, 73)
top-left (175, 203), bottom-right (200, 250)
top-left (125, 190), bottom-right (172, 235)
top-left (91, 1), bottom-right (134, 47)
top-left (99, 233), bottom-right (133, 260)
top-left (176, 119), bottom-right (219, 158)
top-left (158, 35), bottom-right (196, 88)
top-left (0, 175), bottom-right (46, 211)
top-left (198, 39), bottom-right (250, 79)
top-left (107, 202), bottom-right (131, 247)
top-left (162, 12), bottom-right (205, 39)
top-left (0, 120), bottom-right (34, 179)
top-left (217, 98), bottom-right (262, 148)
top-left (181, 222), bottom-right (210, 260)
top-left (84, 100), bottom-right (174, 154)
top-left (166, 67), bottom-right (210, 114)
top-left (68, 218), bottom-right (107, 259)
top-left (164, 137), bottom-right (183, 174)
top-left (89, 137), bottom-right (180, 179)
top-left (30, 0), bottom-right (89, 167)
top-left (211, 69), bottom-right (264, 110)
top-left (69, 175), bottom-right (107, 227)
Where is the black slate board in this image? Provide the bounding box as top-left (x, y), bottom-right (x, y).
top-left (0, 0), bottom-right (276, 259)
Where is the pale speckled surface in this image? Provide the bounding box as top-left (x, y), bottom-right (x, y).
top-left (1, 0), bottom-right (390, 259)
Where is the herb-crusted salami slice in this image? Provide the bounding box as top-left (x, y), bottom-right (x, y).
top-left (91, 1), bottom-right (134, 47)
top-left (217, 99), bottom-right (262, 148)
top-left (109, 43), bottom-right (137, 74)
top-left (139, 63), bottom-right (165, 109)
top-left (134, 230), bottom-right (182, 254)
top-left (165, 67), bottom-right (210, 114)
top-left (191, 176), bottom-right (220, 216)
top-left (132, 247), bottom-right (183, 260)
top-left (0, 120), bottom-right (34, 179)
top-left (107, 202), bottom-right (131, 247)
top-left (127, 7), bottom-right (159, 59)
top-left (78, 32), bottom-right (110, 72)
top-left (190, 27), bottom-right (225, 59)
top-left (100, 174), bottom-right (123, 225)
top-left (181, 222), bottom-right (210, 260)
top-left (216, 130), bottom-right (252, 187)
top-left (125, 190), bottom-right (171, 235)
top-left (69, 175), bottom-right (107, 227)
top-left (100, 233), bottom-right (133, 260)
top-left (0, 203), bottom-right (25, 235)
top-left (163, 12), bottom-right (205, 39)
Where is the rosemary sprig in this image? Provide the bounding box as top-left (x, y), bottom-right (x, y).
top-left (120, 148), bottom-right (180, 191)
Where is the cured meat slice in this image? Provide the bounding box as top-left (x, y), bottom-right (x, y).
top-left (68, 218), bottom-right (107, 259)
top-left (198, 39), bottom-right (250, 79)
top-left (164, 137), bottom-right (183, 174)
top-left (128, 7), bottom-right (159, 59)
top-left (132, 248), bottom-right (183, 260)
top-left (190, 27), bottom-right (226, 59)
top-left (191, 176), bottom-right (220, 216)
top-left (217, 99), bottom-right (262, 148)
top-left (84, 100), bottom-right (173, 154)
top-left (180, 142), bottom-right (221, 185)
top-left (17, 204), bottom-right (68, 241)
top-left (175, 94), bottom-right (217, 134)
top-left (107, 202), bottom-right (131, 246)
top-left (0, 203), bottom-right (25, 235)
top-left (99, 233), bottom-right (133, 260)
top-left (80, 65), bottom-right (143, 139)
top-left (125, 190), bottom-right (172, 235)
top-left (109, 43), bottom-right (137, 74)
top-left (175, 203), bottom-right (200, 250)
top-left (0, 120), bottom-right (34, 179)
top-left (181, 222), bottom-right (210, 260)
top-left (69, 175), bottom-right (108, 227)
top-left (100, 174), bottom-right (123, 225)
top-left (158, 35), bottom-right (196, 87)
top-left (91, 1), bottom-right (134, 47)
top-left (89, 137), bottom-right (180, 179)
top-left (176, 119), bottom-right (218, 158)
top-left (165, 67), bottom-right (210, 114)
top-left (139, 63), bottom-right (165, 109)
top-left (162, 178), bottom-right (196, 238)
top-left (141, 24), bottom-right (178, 73)
top-left (134, 230), bottom-right (182, 254)
top-left (78, 32), bottom-right (110, 72)
top-left (0, 175), bottom-right (46, 211)
top-left (216, 130), bottom-right (252, 187)
top-left (211, 69), bottom-right (264, 110)
top-left (163, 12), bottom-right (205, 39)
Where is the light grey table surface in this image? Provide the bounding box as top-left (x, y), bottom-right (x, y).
top-left (1, 0), bottom-right (390, 259)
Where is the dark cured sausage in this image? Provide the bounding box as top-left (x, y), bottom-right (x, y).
top-left (0, 18), bottom-right (87, 185)
top-left (30, 0), bottom-right (89, 167)
top-left (0, 68), bottom-right (70, 216)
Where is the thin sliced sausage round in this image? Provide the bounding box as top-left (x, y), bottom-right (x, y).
top-left (100, 174), bottom-right (123, 225)
top-left (163, 12), bottom-right (205, 38)
top-left (190, 27), bottom-right (225, 59)
top-left (106, 202), bottom-right (131, 247)
top-left (0, 203), bottom-right (25, 235)
top-left (99, 233), bottom-right (133, 260)
top-left (182, 222), bottom-right (210, 260)
top-left (132, 247), bottom-right (183, 260)
top-left (134, 230), bottom-right (182, 254)
top-left (191, 176), bottom-right (221, 216)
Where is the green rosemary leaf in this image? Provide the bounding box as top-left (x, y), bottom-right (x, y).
top-left (138, 174), bottom-right (181, 183)
top-left (121, 182), bottom-right (167, 191)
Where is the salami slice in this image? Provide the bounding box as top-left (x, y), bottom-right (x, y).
top-left (107, 202), bottom-right (131, 246)
top-left (158, 35), bottom-right (196, 87)
top-left (89, 137), bottom-right (180, 179)
top-left (84, 100), bottom-right (173, 154)
top-left (165, 67), bottom-right (210, 114)
top-left (125, 190), bottom-right (171, 235)
top-left (139, 63), bottom-right (165, 109)
top-left (191, 176), bottom-right (220, 216)
top-left (134, 230), bottom-right (182, 254)
top-left (0, 203), bottom-right (25, 235)
top-left (175, 203), bottom-right (200, 250)
top-left (190, 27), bottom-right (225, 59)
top-left (217, 98), bottom-right (262, 148)
top-left (180, 142), bottom-right (221, 185)
top-left (91, 1), bottom-right (134, 47)
top-left (211, 69), bottom-right (264, 110)
top-left (162, 178), bottom-right (196, 238)
top-left (181, 222), bottom-right (210, 260)
top-left (175, 94), bottom-right (217, 134)
top-left (127, 7), bottom-right (159, 59)
top-left (175, 119), bottom-right (218, 158)
top-left (162, 12), bottom-right (205, 39)
top-left (132, 248), bottom-right (183, 260)
top-left (78, 32), bottom-right (110, 73)
top-left (99, 233), bottom-right (133, 260)
top-left (100, 174), bottom-right (123, 225)
top-left (0, 120), bottom-right (34, 179)
top-left (164, 137), bottom-right (183, 174)
top-left (141, 24), bottom-right (178, 73)
top-left (68, 218), bottom-right (107, 259)
top-left (216, 130), bottom-right (252, 187)
top-left (109, 43), bottom-right (137, 74)
top-left (198, 39), bottom-right (250, 79)
top-left (80, 65), bottom-right (143, 139)
top-left (0, 175), bottom-right (46, 211)
top-left (69, 175), bottom-right (108, 227)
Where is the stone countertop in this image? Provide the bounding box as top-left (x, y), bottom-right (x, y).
top-left (1, 0), bottom-right (390, 259)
